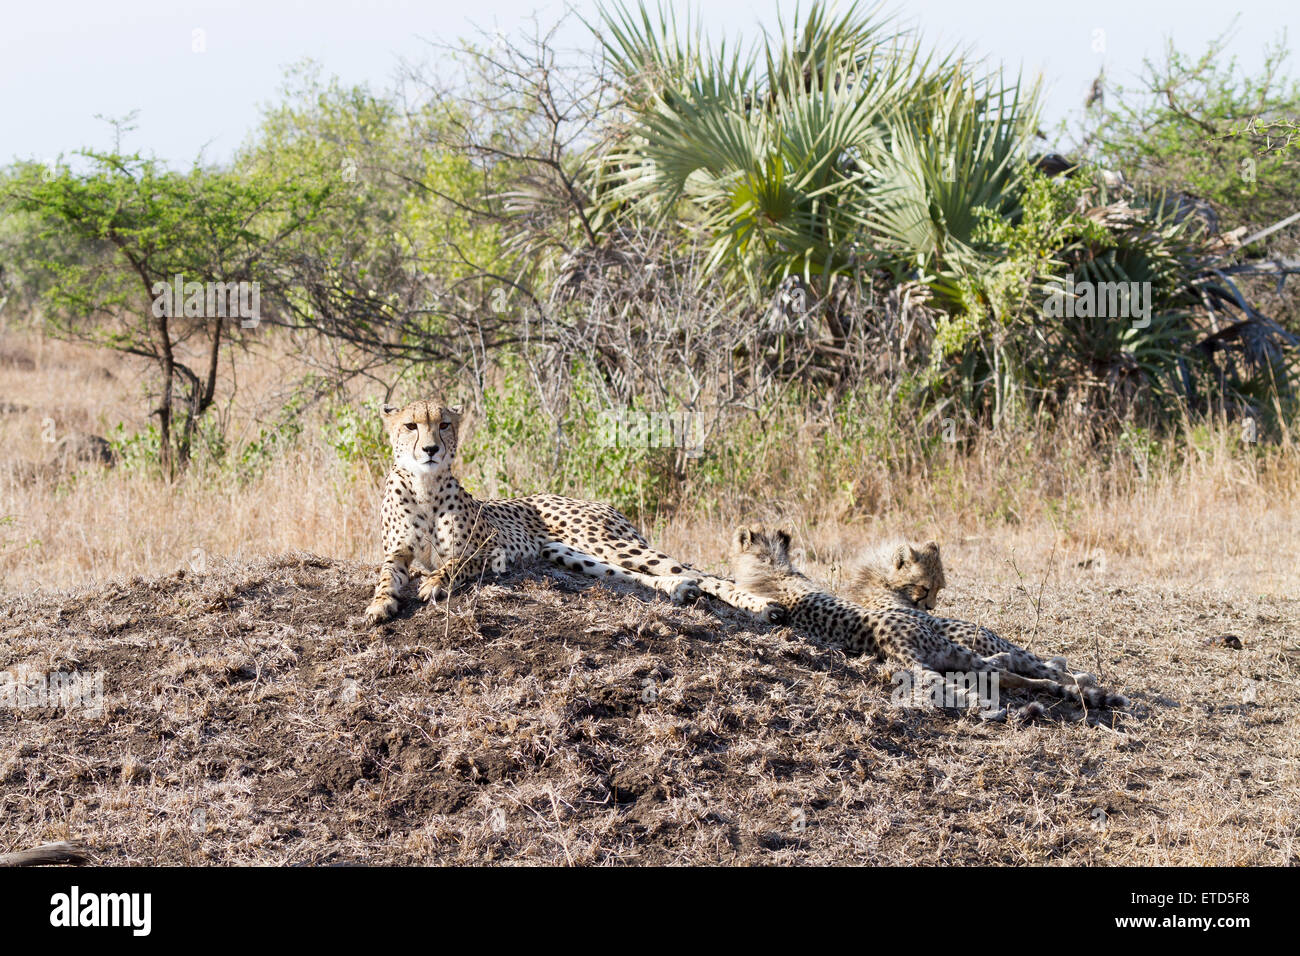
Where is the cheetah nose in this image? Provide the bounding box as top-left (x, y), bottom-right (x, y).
top-left (423, 445), bottom-right (440, 456)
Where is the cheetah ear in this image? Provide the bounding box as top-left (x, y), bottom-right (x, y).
top-left (380, 403), bottom-right (400, 427)
top-left (893, 545), bottom-right (909, 571)
top-left (923, 540), bottom-right (940, 558)
top-left (734, 527), bottom-right (753, 551)
top-left (775, 529), bottom-right (792, 555)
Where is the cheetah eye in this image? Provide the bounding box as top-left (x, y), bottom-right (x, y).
top-left (404, 422), bottom-right (417, 431)
top-left (439, 422), bottom-right (450, 430)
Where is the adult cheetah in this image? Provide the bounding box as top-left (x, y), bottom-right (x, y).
top-left (846, 540), bottom-right (1110, 695)
top-left (729, 525), bottom-right (1129, 712)
top-left (363, 400), bottom-right (782, 625)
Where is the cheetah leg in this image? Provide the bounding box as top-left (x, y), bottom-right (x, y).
top-left (942, 620), bottom-right (1098, 688)
top-left (579, 534), bottom-right (779, 621)
top-left (365, 545), bottom-right (413, 625)
top-left (540, 542), bottom-right (701, 603)
top-left (917, 644), bottom-right (1082, 705)
top-left (985, 651), bottom-right (1105, 700)
top-left (986, 668), bottom-right (1079, 700)
top-left (992, 665), bottom-right (1127, 709)
top-left (692, 575), bottom-right (788, 624)
top-left (935, 625), bottom-right (1096, 697)
top-left (983, 650), bottom-right (1074, 683)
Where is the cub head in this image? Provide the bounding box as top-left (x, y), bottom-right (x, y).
top-left (730, 524), bottom-right (800, 592)
top-left (854, 540), bottom-right (944, 609)
top-left (380, 400), bottom-right (463, 473)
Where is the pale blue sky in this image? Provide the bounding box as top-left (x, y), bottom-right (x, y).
top-left (1, 0), bottom-right (1293, 168)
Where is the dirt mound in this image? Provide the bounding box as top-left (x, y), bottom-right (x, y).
top-left (1, 556), bottom-right (1296, 864)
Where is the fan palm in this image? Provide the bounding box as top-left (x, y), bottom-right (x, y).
top-left (590, 1), bottom-right (1039, 318)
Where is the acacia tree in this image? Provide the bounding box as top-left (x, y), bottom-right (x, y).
top-left (9, 151), bottom-right (329, 477)
top-left (236, 63), bottom-right (520, 380)
top-left (1081, 25), bottom-right (1300, 233)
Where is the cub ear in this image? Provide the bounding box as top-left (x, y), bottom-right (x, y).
top-left (734, 527), bottom-right (753, 550)
top-left (923, 540), bottom-right (940, 558)
top-left (775, 529), bottom-right (792, 554)
top-left (893, 545), bottom-right (909, 570)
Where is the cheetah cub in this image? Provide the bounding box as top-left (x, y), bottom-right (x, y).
top-left (730, 525), bottom-right (1129, 712)
top-left (847, 540), bottom-right (1112, 696)
top-left (363, 401), bottom-right (783, 625)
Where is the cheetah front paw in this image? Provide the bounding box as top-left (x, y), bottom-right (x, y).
top-left (759, 601), bottom-right (788, 626)
top-left (418, 576), bottom-right (450, 605)
top-left (664, 576), bottom-right (702, 604)
top-left (364, 596), bottom-right (399, 626)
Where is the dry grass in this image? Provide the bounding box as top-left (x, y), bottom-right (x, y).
top-left (1, 327), bottom-right (381, 587)
top-left (2, 326), bottom-right (1298, 864)
top-left (4, 327), bottom-right (1298, 594)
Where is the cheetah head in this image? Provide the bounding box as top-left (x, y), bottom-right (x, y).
top-left (730, 524), bottom-right (804, 592)
top-left (380, 400), bottom-right (463, 474)
top-left (853, 541), bottom-right (944, 609)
